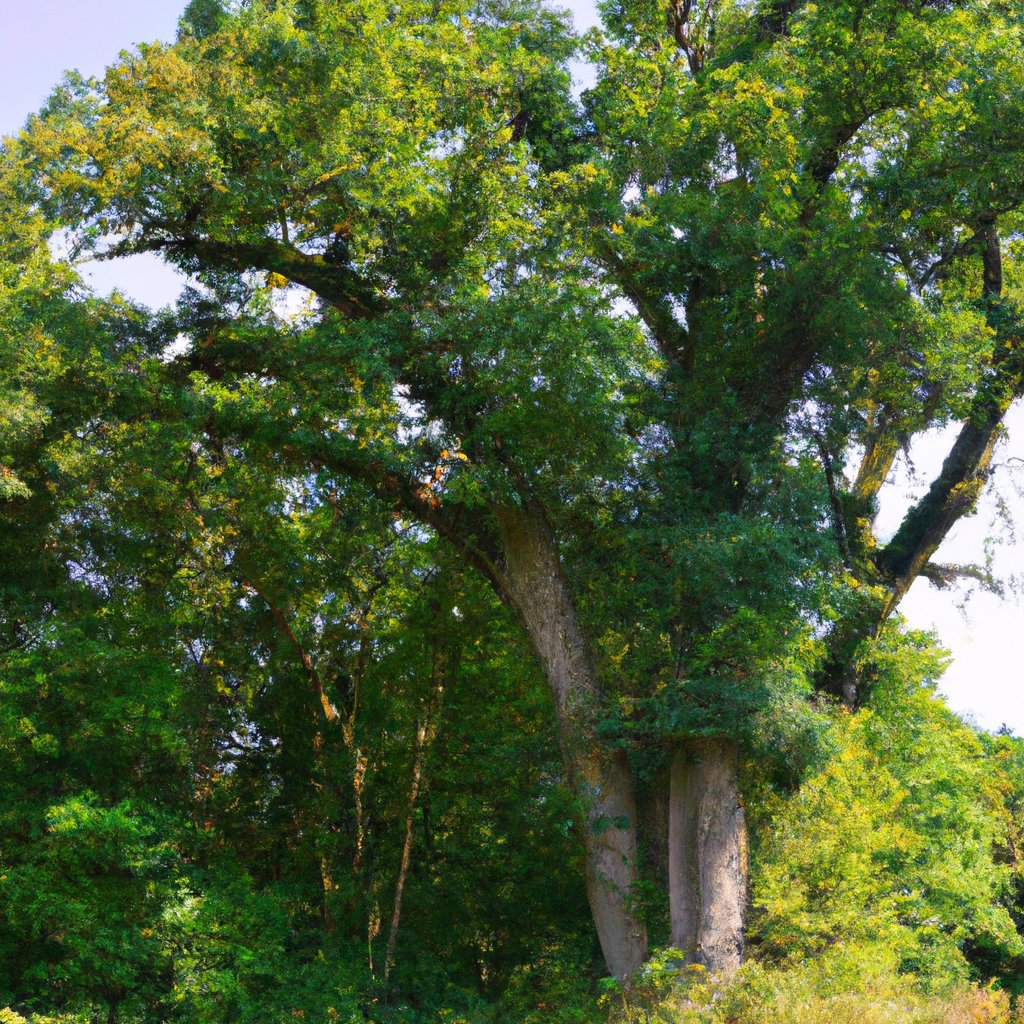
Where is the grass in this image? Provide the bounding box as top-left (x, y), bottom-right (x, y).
top-left (604, 956), bottom-right (1020, 1024)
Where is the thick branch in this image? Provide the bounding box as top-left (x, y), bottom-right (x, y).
top-left (733, 114), bottom-right (882, 433)
top-left (115, 232), bottom-right (387, 320)
top-left (877, 408), bottom-right (1004, 612)
top-left (817, 220), bottom-right (1016, 705)
top-left (282, 430), bottom-right (506, 593)
top-left (668, 0), bottom-right (712, 76)
top-left (876, 218), bottom-right (1016, 617)
top-left (852, 428), bottom-right (900, 505)
top-left (595, 237), bottom-right (692, 375)
top-left (494, 498), bottom-right (600, 718)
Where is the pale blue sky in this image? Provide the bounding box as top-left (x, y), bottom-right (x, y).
top-left (3, 1), bottom-right (1022, 732)
top-left (1, 2), bottom-right (185, 137)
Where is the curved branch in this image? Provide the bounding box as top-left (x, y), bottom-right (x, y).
top-left (595, 237), bottom-right (692, 376)
top-left (114, 232), bottom-right (387, 320)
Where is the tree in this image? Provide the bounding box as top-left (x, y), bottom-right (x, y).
top-left (12, 0), bottom-right (1024, 981)
top-left (753, 631), bottom-right (1024, 984)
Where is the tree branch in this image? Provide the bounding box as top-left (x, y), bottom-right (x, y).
top-left (876, 217), bottom-right (1017, 619)
top-left (113, 232), bottom-right (387, 320)
top-left (278, 428), bottom-right (507, 595)
top-left (245, 580), bottom-right (339, 725)
top-left (594, 237), bottom-right (693, 376)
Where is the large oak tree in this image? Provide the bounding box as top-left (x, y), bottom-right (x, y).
top-left (10, 0), bottom-right (1024, 981)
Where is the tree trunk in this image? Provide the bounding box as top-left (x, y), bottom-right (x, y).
top-left (383, 649), bottom-right (446, 988)
top-left (495, 500), bottom-right (647, 979)
top-left (668, 740), bottom-right (747, 972)
top-left (578, 746), bottom-right (648, 979)
top-left (382, 719), bottom-right (429, 988)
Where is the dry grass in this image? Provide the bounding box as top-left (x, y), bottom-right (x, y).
top-left (606, 962), bottom-right (1021, 1024)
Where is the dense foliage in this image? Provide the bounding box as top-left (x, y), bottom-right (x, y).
top-left (4, 0), bottom-right (1024, 1020)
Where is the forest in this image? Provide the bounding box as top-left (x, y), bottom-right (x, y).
top-left (3, 0), bottom-right (1024, 1021)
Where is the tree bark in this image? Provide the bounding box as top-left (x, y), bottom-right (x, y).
top-left (494, 500), bottom-right (648, 979)
top-left (669, 740), bottom-right (747, 972)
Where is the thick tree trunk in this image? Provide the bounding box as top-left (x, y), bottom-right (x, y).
top-left (668, 740), bottom-right (747, 972)
top-left (577, 746), bottom-right (648, 978)
top-left (495, 501), bottom-right (647, 979)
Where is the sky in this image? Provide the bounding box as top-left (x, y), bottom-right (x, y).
top-left (3, 1), bottom-right (1022, 732)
